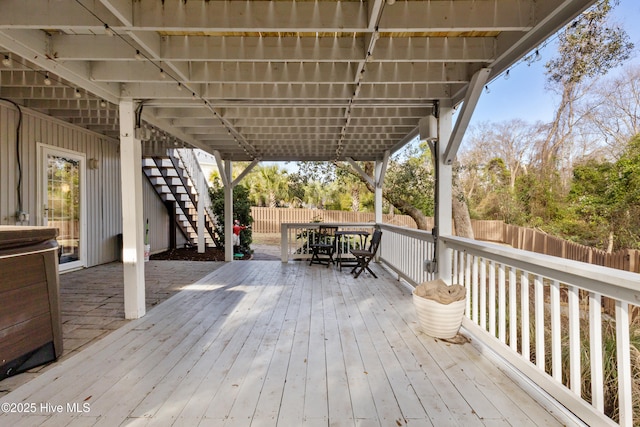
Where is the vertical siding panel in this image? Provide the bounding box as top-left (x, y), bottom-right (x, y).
top-left (0, 105), bottom-right (10, 223)
top-left (0, 103), bottom-right (141, 267)
top-left (142, 173), bottom-right (170, 254)
top-left (5, 105), bottom-right (16, 224)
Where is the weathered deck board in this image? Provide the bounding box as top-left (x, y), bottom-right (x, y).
top-left (0, 261), bottom-right (570, 426)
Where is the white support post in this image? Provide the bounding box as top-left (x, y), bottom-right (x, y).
top-left (373, 151), bottom-right (389, 225)
top-left (224, 160), bottom-right (234, 262)
top-left (374, 164), bottom-right (383, 225)
top-left (197, 175), bottom-right (205, 253)
top-left (119, 99), bottom-right (145, 319)
top-left (436, 102), bottom-right (453, 284)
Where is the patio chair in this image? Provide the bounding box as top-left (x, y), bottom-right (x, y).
top-left (309, 226), bottom-right (338, 267)
top-left (350, 229), bottom-right (382, 278)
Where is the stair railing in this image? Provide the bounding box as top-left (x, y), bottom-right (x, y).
top-left (173, 148), bottom-right (218, 243)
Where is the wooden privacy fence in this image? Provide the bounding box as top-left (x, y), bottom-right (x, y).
top-left (250, 207), bottom-right (416, 233)
top-left (502, 223), bottom-right (640, 273)
top-left (251, 207), bottom-right (640, 275)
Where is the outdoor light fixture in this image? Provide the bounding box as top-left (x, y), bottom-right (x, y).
top-left (44, 73), bottom-right (52, 85)
top-left (484, 85), bottom-right (490, 94)
top-left (504, 69), bottom-right (510, 80)
top-left (135, 50), bottom-right (143, 60)
top-left (176, 82), bottom-right (183, 91)
top-left (159, 68), bottom-right (166, 79)
top-left (2, 55), bottom-right (10, 67)
top-left (74, 89), bottom-right (82, 98)
top-left (100, 100), bottom-right (107, 108)
top-left (88, 158), bottom-right (99, 170)
top-left (104, 23), bottom-right (115, 37)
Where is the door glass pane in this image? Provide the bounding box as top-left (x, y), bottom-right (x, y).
top-left (47, 154), bottom-right (81, 264)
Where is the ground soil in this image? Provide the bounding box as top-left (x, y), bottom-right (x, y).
top-left (149, 233), bottom-right (280, 261)
top-left (150, 246), bottom-right (230, 261)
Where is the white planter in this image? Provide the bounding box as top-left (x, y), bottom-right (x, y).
top-left (412, 290), bottom-right (466, 339)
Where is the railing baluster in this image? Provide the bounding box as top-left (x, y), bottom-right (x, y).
top-left (568, 285), bottom-right (580, 396)
top-left (480, 258), bottom-right (487, 330)
top-left (508, 267), bottom-right (517, 351)
top-left (498, 263), bottom-right (506, 343)
top-left (534, 275), bottom-right (545, 371)
top-left (550, 280), bottom-right (561, 381)
top-left (472, 256), bottom-right (479, 324)
top-left (616, 300), bottom-right (632, 427)
top-left (589, 292), bottom-right (604, 412)
top-left (521, 272), bottom-right (530, 361)
top-left (465, 253), bottom-right (472, 317)
top-left (488, 260), bottom-right (496, 336)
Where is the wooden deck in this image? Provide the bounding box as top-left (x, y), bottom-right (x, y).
top-left (0, 260), bottom-right (570, 426)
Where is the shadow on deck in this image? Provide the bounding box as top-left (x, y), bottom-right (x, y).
top-left (0, 260), bottom-right (574, 426)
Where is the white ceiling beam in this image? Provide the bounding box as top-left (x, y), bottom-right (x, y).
top-left (116, 81), bottom-right (456, 101)
top-left (209, 106), bottom-right (430, 119)
top-left (373, 37), bottom-right (495, 63)
top-left (160, 35), bottom-right (364, 62)
top-left (228, 125), bottom-right (413, 135)
top-left (48, 35), bottom-right (130, 60)
top-left (126, 30), bottom-right (190, 82)
top-left (0, 29), bottom-right (120, 103)
top-left (141, 111), bottom-right (222, 155)
top-left (132, 1), bottom-right (367, 32)
top-left (0, 0), bottom-right (116, 28)
top-left (47, 34), bottom-right (495, 63)
top-left (89, 61), bottom-right (471, 84)
top-left (229, 117), bottom-right (419, 127)
top-left (234, 133), bottom-right (404, 141)
top-left (379, 0), bottom-right (534, 32)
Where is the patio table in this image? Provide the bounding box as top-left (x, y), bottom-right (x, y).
top-left (335, 230), bottom-right (370, 271)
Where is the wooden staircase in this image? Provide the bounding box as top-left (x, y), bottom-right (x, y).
top-left (142, 149), bottom-right (218, 248)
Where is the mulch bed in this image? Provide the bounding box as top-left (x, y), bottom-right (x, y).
top-left (150, 246), bottom-right (250, 261)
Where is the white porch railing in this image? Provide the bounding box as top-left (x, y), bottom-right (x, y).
top-left (440, 235), bottom-right (638, 427)
top-left (279, 223), bottom-right (375, 263)
top-left (280, 222), bottom-right (639, 426)
top-left (377, 223), bottom-right (436, 286)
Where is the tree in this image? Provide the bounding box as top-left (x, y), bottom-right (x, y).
top-left (458, 120), bottom-right (541, 223)
top-left (209, 183), bottom-right (253, 253)
top-left (565, 135), bottom-right (640, 251)
top-left (243, 164), bottom-right (291, 207)
top-left (578, 64), bottom-right (640, 156)
top-left (535, 0), bottom-right (633, 184)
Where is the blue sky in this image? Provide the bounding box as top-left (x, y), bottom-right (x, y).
top-left (467, 0), bottom-right (640, 127)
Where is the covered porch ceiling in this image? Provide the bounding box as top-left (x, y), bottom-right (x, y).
top-left (0, 0), bottom-right (595, 162)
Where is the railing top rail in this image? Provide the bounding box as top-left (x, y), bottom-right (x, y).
top-left (282, 222), bottom-right (376, 228)
top-left (378, 223), bottom-right (435, 243)
top-left (441, 235), bottom-right (640, 305)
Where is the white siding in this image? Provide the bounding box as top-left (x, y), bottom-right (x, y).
top-left (0, 101), bottom-right (168, 267)
top-left (142, 174), bottom-right (170, 254)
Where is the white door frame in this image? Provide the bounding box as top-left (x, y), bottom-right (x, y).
top-left (37, 143), bottom-right (87, 273)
